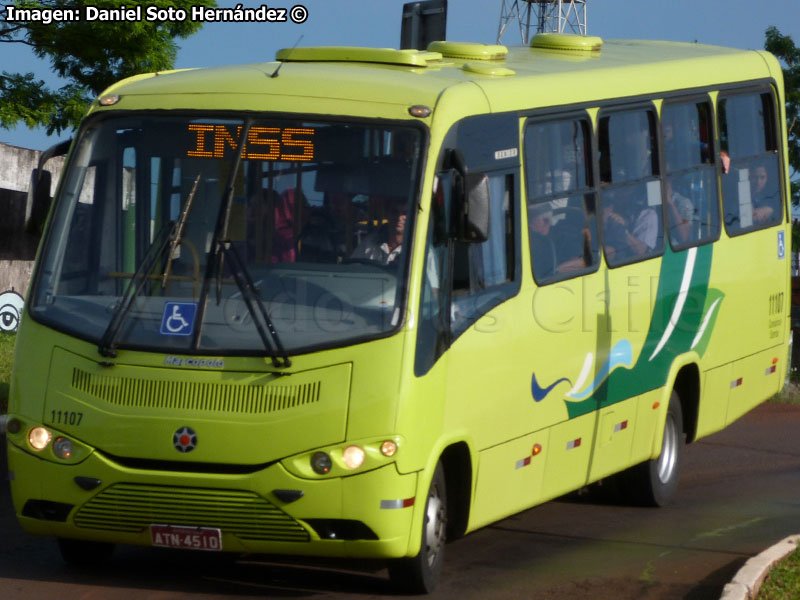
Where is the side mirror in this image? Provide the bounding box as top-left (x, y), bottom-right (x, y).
top-left (446, 149), bottom-right (490, 243)
top-left (25, 139), bottom-right (71, 236)
top-left (25, 168), bottom-right (52, 236)
top-left (458, 172), bottom-right (490, 243)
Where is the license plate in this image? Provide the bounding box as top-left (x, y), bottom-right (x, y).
top-left (149, 524), bottom-right (222, 551)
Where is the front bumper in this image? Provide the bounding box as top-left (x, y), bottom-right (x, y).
top-left (7, 441), bottom-right (419, 559)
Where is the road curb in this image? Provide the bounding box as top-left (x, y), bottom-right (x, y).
top-left (720, 534), bottom-right (800, 600)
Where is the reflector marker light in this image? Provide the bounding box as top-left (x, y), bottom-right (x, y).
top-left (652, 401), bottom-right (661, 410)
top-left (408, 105), bottom-right (431, 118)
top-left (381, 498), bottom-right (415, 509)
top-left (614, 420), bottom-right (628, 433)
top-left (516, 444), bottom-right (543, 468)
top-left (731, 377), bottom-right (744, 389)
top-left (566, 438), bottom-right (582, 450)
top-left (98, 94), bottom-right (120, 106)
top-left (766, 364), bottom-right (777, 375)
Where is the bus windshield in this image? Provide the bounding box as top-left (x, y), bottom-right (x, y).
top-left (31, 115), bottom-right (422, 356)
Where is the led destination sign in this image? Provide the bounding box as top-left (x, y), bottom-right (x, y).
top-left (186, 124), bottom-right (315, 161)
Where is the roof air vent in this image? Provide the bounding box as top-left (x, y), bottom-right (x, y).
top-left (530, 33), bottom-right (603, 52)
top-left (427, 41), bottom-right (508, 61)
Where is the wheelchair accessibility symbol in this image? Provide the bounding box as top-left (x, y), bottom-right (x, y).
top-left (160, 302), bottom-right (197, 336)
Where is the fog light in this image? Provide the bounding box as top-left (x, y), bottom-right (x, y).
top-left (7, 418), bottom-right (22, 434)
top-left (380, 440), bottom-right (398, 457)
top-left (342, 445), bottom-right (365, 470)
top-left (53, 437), bottom-right (74, 459)
top-left (311, 451), bottom-right (332, 475)
top-left (29, 427), bottom-right (52, 450)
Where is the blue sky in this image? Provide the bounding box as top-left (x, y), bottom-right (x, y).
top-left (2, 0), bottom-right (799, 150)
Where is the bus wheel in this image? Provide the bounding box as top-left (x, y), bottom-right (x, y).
top-left (57, 538), bottom-right (115, 566)
top-left (389, 462), bottom-right (447, 594)
top-left (629, 390), bottom-right (684, 507)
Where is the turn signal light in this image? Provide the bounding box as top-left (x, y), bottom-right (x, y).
top-left (380, 440), bottom-right (398, 457)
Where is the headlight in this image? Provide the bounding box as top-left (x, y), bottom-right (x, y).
top-left (285, 436), bottom-right (403, 479)
top-left (310, 451), bottom-right (332, 475)
top-left (342, 445), bottom-right (366, 470)
top-left (53, 437), bottom-right (74, 459)
top-left (28, 427), bottom-right (52, 450)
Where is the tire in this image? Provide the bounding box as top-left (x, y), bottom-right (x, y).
top-left (389, 462), bottom-right (447, 594)
top-left (57, 538), bottom-right (115, 567)
top-left (626, 390), bottom-right (684, 507)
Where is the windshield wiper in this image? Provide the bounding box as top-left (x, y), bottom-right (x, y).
top-left (162, 173), bottom-right (201, 288)
top-left (98, 175), bottom-right (202, 358)
top-left (98, 220), bottom-right (174, 358)
top-left (219, 241), bottom-right (291, 368)
top-left (191, 120), bottom-right (292, 368)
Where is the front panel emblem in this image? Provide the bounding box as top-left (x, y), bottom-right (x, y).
top-left (173, 427), bottom-right (197, 453)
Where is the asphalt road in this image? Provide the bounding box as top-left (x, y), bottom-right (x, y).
top-left (2, 401), bottom-right (799, 599)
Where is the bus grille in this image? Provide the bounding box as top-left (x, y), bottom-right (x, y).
top-left (72, 369), bottom-right (320, 414)
top-left (73, 483), bottom-right (310, 542)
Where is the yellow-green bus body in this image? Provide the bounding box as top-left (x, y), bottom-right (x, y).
top-left (7, 36), bottom-right (791, 579)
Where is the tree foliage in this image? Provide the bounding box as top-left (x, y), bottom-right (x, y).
top-left (765, 26), bottom-right (800, 206)
top-left (1, 0), bottom-right (215, 135)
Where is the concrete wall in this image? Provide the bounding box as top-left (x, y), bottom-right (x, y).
top-left (0, 142), bottom-right (63, 195)
top-left (0, 260), bottom-right (34, 295)
top-left (0, 143), bottom-right (40, 193)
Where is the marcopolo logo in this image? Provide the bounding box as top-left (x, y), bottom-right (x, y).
top-left (173, 427), bottom-right (198, 453)
top-left (164, 355), bottom-right (225, 369)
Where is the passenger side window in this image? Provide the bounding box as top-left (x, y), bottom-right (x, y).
top-left (662, 100), bottom-right (720, 248)
top-left (524, 117), bottom-right (599, 284)
top-left (719, 91), bottom-right (783, 234)
top-left (599, 108), bottom-right (664, 267)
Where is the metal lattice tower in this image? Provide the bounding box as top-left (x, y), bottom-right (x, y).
top-left (498, 0), bottom-right (587, 45)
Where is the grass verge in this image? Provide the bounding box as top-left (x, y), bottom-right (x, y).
top-left (0, 331), bottom-right (15, 414)
top-left (758, 545), bottom-right (800, 599)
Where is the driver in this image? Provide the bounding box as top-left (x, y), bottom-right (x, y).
top-left (351, 198), bottom-right (407, 265)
